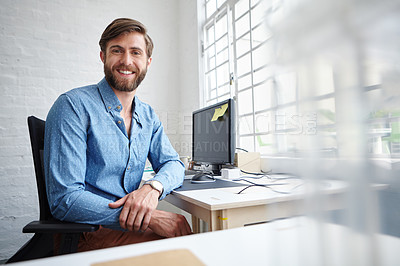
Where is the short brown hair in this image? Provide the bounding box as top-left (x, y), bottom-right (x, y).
top-left (99, 18), bottom-right (154, 58)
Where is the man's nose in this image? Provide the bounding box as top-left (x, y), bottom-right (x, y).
top-left (120, 52), bottom-right (132, 65)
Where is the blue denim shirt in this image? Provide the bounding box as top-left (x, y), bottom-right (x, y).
top-left (43, 78), bottom-right (184, 226)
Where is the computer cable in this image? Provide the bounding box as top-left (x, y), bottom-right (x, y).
top-left (239, 169), bottom-right (273, 179)
top-left (264, 174), bottom-right (302, 182)
top-left (240, 169), bottom-right (271, 175)
top-left (236, 178), bottom-right (304, 195)
top-left (237, 179), bottom-right (287, 194)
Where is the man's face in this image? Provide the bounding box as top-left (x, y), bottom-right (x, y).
top-left (101, 31), bottom-right (152, 92)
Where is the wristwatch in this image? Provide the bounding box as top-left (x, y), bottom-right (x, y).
top-left (145, 180), bottom-right (164, 198)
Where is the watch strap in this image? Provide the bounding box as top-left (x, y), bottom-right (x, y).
top-left (145, 180), bottom-right (163, 198)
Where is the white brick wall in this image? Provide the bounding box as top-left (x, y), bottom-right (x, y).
top-left (0, 0), bottom-right (199, 261)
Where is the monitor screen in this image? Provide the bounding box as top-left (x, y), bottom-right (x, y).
top-left (192, 99), bottom-right (236, 167)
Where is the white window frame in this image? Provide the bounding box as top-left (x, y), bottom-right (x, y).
top-left (202, 4), bottom-right (234, 105)
top-left (199, 0), bottom-right (398, 163)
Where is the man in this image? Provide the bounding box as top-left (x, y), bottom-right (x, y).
top-left (44, 18), bottom-right (192, 251)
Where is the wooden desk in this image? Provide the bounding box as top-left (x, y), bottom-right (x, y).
top-left (11, 217), bottom-right (400, 266)
top-left (165, 177), bottom-right (350, 233)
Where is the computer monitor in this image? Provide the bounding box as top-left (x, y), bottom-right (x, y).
top-left (192, 98), bottom-right (236, 175)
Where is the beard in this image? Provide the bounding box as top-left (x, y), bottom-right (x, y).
top-left (104, 63), bottom-right (147, 92)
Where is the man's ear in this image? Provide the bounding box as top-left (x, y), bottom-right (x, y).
top-left (100, 51), bottom-right (105, 63)
top-left (147, 57), bottom-right (152, 68)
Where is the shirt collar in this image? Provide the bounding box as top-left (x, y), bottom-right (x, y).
top-left (98, 78), bottom-right (123, 113)
top-left (98, 77), bottom-right (142, 125)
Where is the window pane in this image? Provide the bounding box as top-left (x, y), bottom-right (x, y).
top-left (252, 24), bottom-right (271, 45)
top-left (275, 72), bottom-right (297, 104)
top-left (216, 36), bottom-right (228, 53)
top-left (314, 63), bottom-right (335, 96)
top-left (210, 88), bottom-right (217, 99)
top-left (218, 84), bottom-right (230, 96)
top-left (215, 15), bottom-right (228, 40)
top-left (364, 60), bottom-right (382, 87)
top-left (206, 0), bottom-right (217, 19)
top-left (208, 56), bottom-right (216, 71)
top-left (218, 94), bottom-right (230, 102)
top-left (206, 26), bottom-right (215, 47)
top-left (365, 89), bottom-right (382, 112)
top-left (236, 33), bottom-right (251, 58)
top-left (237, 53), bottom-right (252, 76)
top-left (207, 99), bottom-right (218, 106)
top-left (251, 0), bottom-right (262, 7)
top-left (253, 66), bottom-right (272, 84)
top-left (298, 60), bottom-right (335, 98)
top-left (254, 80), bottom-right (273, 111)
top-left (255, 112), bottom-right (271, 133)
top-left (284, 134), bottom-right (300, 153)
top-left (205, 46), bottom-right (215, 71)
top-left (216, 48), bottom-right (229, 66)
top-left (297, 60), bottom-right (335, 99)
top-left (269, 0), bottom-right (285, 25)
top-left (235, 13), bottom-right (250, 38)
top-left (206, 44), bottom-right (215, 57)
top-left (216, 63), bottom-right (229, 87)
top-left (251, 2), bottom-right (266, 26)
top-left (377, 112), bottom-right (400, 156)
top-left (314, 98), bottom-right (336, 126)
top-left (235, 0), bottom-right (249, 19)
top-left (238, 73), bottom-right (252, 90)
top-left (239, 115), bottom-right (254, 135)
top-left (206, 71), bottom-right (216, 91)
top-left (256, 134), bottom-right (274, 154)
top-left (216, 0), bottom-right (226, 9)
top-left (275, 106), bottom-right (298, 132)
top-left (252, 44), bottom-right (269, 70)
top-left (238, 89), bottom-right (253, 115)
top-left (239, 135), bottom-right (255, 152)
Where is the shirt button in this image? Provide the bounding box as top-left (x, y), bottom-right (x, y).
top-left (108, 106), bottom-right (111, 110)
top-left (117, 106), bottom-right (121, 109)
top-left (127, 166), bottom-right (131, 170)
top-left (118, 121), bottom-right (122, 124)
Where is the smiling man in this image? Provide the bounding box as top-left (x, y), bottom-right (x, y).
top-left (44, 18), bottom-right (191, 252)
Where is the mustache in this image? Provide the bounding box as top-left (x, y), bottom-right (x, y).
top-left (114, 64), bottom-right (138, 72)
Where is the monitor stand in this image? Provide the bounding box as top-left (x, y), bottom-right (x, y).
top-left (192, 163), bottom-right (223, 176)
top-left (210, 164), bottom-right (222, 176)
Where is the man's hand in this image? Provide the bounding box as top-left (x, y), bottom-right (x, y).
top-left (109, 185), bottom-right (159, 232)
top-left (148, 210), bottom-right (192, 238)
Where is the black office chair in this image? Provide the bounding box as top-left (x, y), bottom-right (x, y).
top-left (7, 116), bottom-right (99, 263)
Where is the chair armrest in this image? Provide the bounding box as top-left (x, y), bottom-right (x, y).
top-left (23, 220), bottom-right (99, 234)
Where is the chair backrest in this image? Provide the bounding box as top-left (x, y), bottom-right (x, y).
top-left (28, 116), bottom-right (52, 221)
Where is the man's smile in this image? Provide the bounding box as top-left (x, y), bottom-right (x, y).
top-left (117, 69), bottom-right (135, 75)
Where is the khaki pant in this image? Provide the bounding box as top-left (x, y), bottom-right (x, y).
top-left (55, 226), bottom-right (164, 253)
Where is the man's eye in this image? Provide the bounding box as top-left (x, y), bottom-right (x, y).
top-left (132, 51), bottom-right (141, 56)
top-left (112, 49), bottom-right (122, 54)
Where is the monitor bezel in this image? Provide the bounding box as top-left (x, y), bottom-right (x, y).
top-left (191, 98), bottom-right (236, 166)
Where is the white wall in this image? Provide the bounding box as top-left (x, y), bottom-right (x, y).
top-left (0, 0), bottom-right (200, 260)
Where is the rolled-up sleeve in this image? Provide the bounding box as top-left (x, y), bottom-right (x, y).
top-left (147, 116), bottom-right (185, 200)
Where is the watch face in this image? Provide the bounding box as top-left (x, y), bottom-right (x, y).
top-left (150, 180), bottom-right (163, 193)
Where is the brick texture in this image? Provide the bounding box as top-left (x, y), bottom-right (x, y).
top-left (0, 0), bottom-right (199, 260)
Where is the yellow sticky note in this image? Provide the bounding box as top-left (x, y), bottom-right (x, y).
top-left (211, 103), bottom-right (228, 121)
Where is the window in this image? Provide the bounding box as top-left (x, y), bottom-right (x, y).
top-left (203, 3), bottom-right (233, 105)
top-left (201, 0), bottom-right (400, 160)
top-left (203, 0), bottom-right (275, 153)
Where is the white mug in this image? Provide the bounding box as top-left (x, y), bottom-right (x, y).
top-left (179, 156), bottom-right (190, 169)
